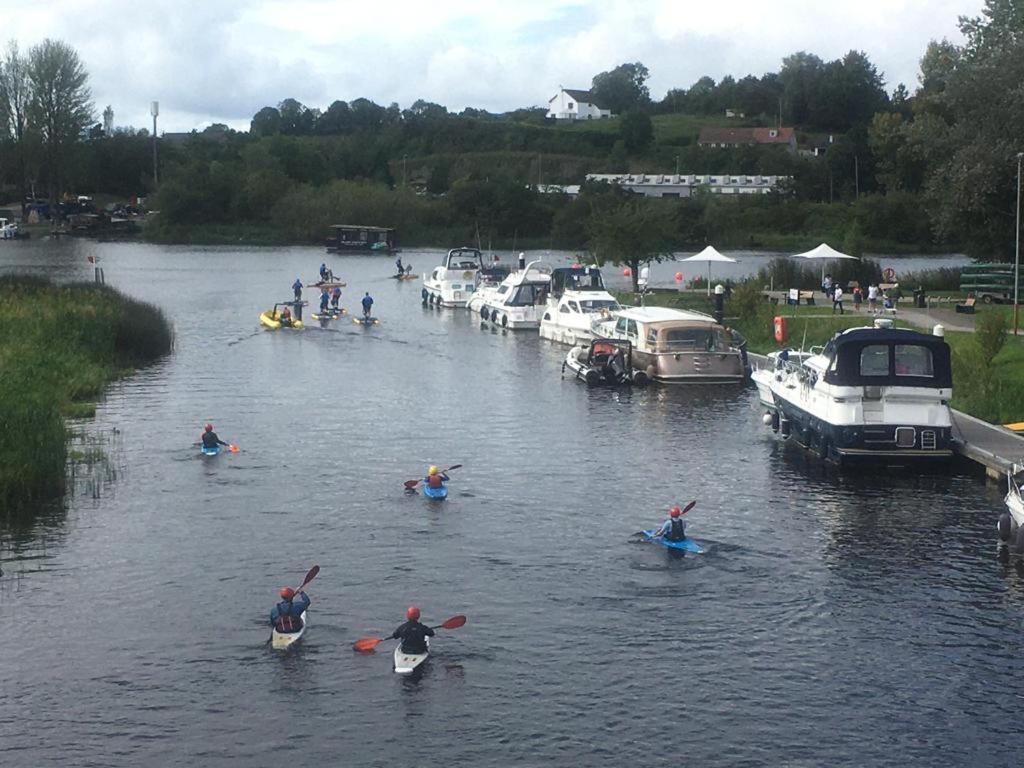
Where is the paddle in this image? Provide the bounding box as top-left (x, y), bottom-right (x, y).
top-left (639, 500), bottom-right (696, 538)
top-left (352, 614), bottom-right (467, 653)
top-left (404, 464), bottom-right (463, 490)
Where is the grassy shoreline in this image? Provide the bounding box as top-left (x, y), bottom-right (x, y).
top-left (0, 276), bottom-right (174, 513)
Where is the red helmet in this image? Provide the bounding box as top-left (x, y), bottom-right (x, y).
top-left (205, 424), bottom-right (213, 432)
top-left (670, 506), bottom-right (682, 518)
top-left (406, 605), bottom-right (420, 621)
top-left (280, 587), bottom-right (295, 600)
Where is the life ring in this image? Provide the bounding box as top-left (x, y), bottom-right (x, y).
top-left (883, 267), bottom-right (896, 282)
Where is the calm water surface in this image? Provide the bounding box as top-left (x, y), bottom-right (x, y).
top-left (0, 241), bottom-right (1019, 767)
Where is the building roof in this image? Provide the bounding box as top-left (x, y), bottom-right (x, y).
top-left (697, 126), bottom-right (795, 145)
top-left (560, 88), bottom-right (609, 110)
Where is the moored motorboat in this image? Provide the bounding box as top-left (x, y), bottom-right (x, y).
top-left (394, 638), bottom-right (429, 674)
top-left (272, 610), bottom-right (307, 650)
top-left (751, 349), bottom-right (815, 408)
top-left (539, 266), bottom-right (621, 346)
top-left (422, 247), bottom-right (506, 308)
top-left (562, 339), bottom-right (648, 386)
top-left (998, 463), bottom-right (1024, 551)
top-left (591, 306), bottom-right (745, 383)
top-left (755, 319), bottom-right (954, 465)
top-left (473, 259), bottom-right (552, 330)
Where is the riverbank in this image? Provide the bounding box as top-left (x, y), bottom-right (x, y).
top-left (0, 276), bottom-right (173, 512)
top-left (618, 289), bottom-right (1024, 425)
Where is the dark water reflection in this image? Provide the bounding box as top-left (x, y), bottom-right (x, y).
top-left (0, 241), bottom-right (1020, 767)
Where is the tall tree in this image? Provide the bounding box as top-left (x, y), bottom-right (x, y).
top-left (250, 106), bottom-right (281, 136)
top-left (586, 198), bottom-right (674, 291)
top-left (27, 39), bottom-right (92, 204)
top-left (0, 41), bottom-right (33, 210)
top-left (590, 62), bottom-right (650, 114)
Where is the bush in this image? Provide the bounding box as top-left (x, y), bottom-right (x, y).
top-left (975, 312), bottom-right (1007, 364)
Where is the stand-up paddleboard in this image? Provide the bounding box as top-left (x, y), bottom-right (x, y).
top-left (423, 483), bottom-right (448, 499)
top-left (641, 530), bottom-right (704, 554)
top-left (394, 638), bottom-right (429, 674)
top-left (272, 610), bottom-right (307, 650)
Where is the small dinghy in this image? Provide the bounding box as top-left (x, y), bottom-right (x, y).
top-left (562, 339), bottom-right (647, 387)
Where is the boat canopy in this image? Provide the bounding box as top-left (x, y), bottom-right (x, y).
top-left (550, 266), bottom-right (605, 296)
top-left (821, 328), bottom-right (952, 388)
top-left (444, 247), bottom-right (484, 270)
top-left (640, 321), bottom-right (736, 353)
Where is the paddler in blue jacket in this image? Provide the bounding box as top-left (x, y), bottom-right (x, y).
top-left (271, 587), bottom-right (310, 632)
top-left (320, 263), bottom-right (333, 282)
top-left (319, 287), bottom-right (330, 313)
top-left (391, 606), bottom-right (434, 654)
top-left (361, 292), bottom-right (374, 318)
top-left (292, 278), bottom-right (303, 300)
top-left (653, 506), bottom-right (688, 542)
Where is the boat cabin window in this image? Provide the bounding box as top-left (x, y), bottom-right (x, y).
top-left (559, 303), bottom-right (571, 314)
top-left (568, 301), bottom-right (580, 313)
top-left (661, 327), bottom-right (723, 351)
top-left (509, 284), bottom-right (544, 306)
top-left (497, 285), bottom-right (509, 295)
top-left (615, 317), bottom-right (638, 338)
top-left (859, 345), bottom-right (890, 376)
top-left (579, 299), bottom-right (618, 313)
top-left (895, 345), bottom-right (934, 377)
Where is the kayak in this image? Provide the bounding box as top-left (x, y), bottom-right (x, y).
top-left (641, 529), bottom-right (705, 554)
top-left (353, 316), bottom-right (380, 326)
top-left (394, 638), bottom-right (429, 674)
top-left (272, 610), bottom-right (307, 650)
top-left (423, 483), bottom-right (448, 499)
top-left (201, 444), bottom-right (221, 456)
top-left (260, 310), bottom-right (304, 330)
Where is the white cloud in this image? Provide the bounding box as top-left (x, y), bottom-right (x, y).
top-left (0, 0), bottom-right (985, 131)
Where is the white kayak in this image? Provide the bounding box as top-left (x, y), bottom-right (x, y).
top-left (271, 610), bottom-right (307, 650)
top-left (393, 637), bottom-right (429, 674)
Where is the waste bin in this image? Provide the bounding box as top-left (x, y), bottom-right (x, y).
top-left (914, 288), bottom-right (926, 308)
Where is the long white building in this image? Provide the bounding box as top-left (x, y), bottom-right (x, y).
top-left (539, 173), bottom-right (791, 198)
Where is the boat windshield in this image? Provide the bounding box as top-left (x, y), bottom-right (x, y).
top-left (578, 299), bottom-right (619, 313)
top-left (509, 284), bottom-right (547, 306)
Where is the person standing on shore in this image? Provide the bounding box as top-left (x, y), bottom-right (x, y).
top-left (832, 285), bottom-right (844, 315)
top-left (853, 286), bottom-right (862, 311)
top-left (867, 283), bottom-right (879, 313)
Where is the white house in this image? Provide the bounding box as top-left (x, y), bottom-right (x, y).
top-left (546, 88), bottom-right (613, 120)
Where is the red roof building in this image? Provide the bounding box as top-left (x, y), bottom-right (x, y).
top-left (697, 126), bottom-right (797, 153)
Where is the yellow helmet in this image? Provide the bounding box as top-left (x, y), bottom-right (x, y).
top-left (428, 465), bottom-right (439, 475)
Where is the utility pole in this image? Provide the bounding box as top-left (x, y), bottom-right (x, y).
top-left (150, 101), bottom-right (159, 186)
top-left (537, 153), bottom-right (543, 190)
top-left (1015, 152), bottom-right (1022, 336)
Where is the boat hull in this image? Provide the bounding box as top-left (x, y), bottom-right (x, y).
top-left (394, 639), bottom-right (429, 674)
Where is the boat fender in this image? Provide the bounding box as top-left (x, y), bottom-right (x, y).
top-left (501, 314), bottom-right (508, 328)
top-left (645, 364), bottom-right (656, 379)
top-left (1015, 524), bottom-right (1024, 555)
top-left (780, 419), bottom-right (791, 438)
top-left (584, 369), bottom-right (601, 386)
top-left (997, 513), bottom-right (1013, 542)
top-left (771, 411), bottom-right (780, 433)
top-left (762, 413), bottom-right (773, 426)
top-left (421, 288), bottom-right (428, 301)
top-left (633, 370), bottom-right (648, 386)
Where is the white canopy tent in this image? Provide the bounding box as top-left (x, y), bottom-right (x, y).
top-left (678, 246), bottom-right (738, 295)
top-left (792, 242), bottom-right (859, 282)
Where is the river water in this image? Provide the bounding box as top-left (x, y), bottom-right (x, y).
top-left (1, 241), bottom-right (1020, 767)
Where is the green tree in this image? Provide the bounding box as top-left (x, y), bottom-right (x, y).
top-left (250, 106), bottom-right (281, 136)
top-left (27, 39), bottom-right (92, 204)
top-left (586, 199), bottom-right (674, 291)
top-left (590, 62), bottom-right (650, 114)
top-left (0, 41), bottom-right (33, 207)
top-left (619, 109), bottom-right (653, 152)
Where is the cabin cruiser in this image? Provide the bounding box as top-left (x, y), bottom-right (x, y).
top-left (562, 339), bottom-right (648, 387)
top-left (590, 306), bottom-right (745, 383)
top-left (470, 259), bottom-right (553, 330)
top-left (752, 319), bottom-right (954, 464)
top-left (752, 349), bottom-right (815, 407)
top-left (422, 247), bottom-right (506, 308)
top-left (539, 266), bottom-right (621, 345)
top-left (998, 463), bottom-right (1024, 551)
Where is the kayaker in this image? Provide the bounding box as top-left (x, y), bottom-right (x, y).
top-left (653, 505), bottom-right (688, 542)
top-left (361, 292), bottom-right (374, 318)
top-left (425, 465), bottom-right (449, 489)
top-left (271, 587), bottom-right (310, 633)
top-left (200, 423), bottom-right (229, 450)
top-left (391, 606), bottom-right (434, 654)
top-left (330, 286), bottom-right (341, 310)
top-left (292, 278), bottom-right (303, 300)
top-left (319, 288), bottom-right (330, 313)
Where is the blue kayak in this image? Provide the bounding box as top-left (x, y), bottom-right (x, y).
top-left (641, 529), bottom-right (704, 554)
top-left (423, 483), bottom-right (448, 499)
top-left (201, 444), bottom-right (221, 456)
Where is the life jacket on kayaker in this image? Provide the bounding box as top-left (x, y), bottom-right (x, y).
top-left (392, 606), bottom-right (434, 654)
top-left (658, 506), bottom-right (688, 541)
top-left (201, 424), bottom-right (227, 449)
top-left (425, 466), bottom-right (448, 488)
top-left (271, 587), bottom-right (310, 632)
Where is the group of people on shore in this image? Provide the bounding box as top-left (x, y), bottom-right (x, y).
top-left (822, 274), bottom-right (901, 316)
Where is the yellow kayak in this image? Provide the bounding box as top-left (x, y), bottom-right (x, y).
top-left (260, 310), bottom-right (304, 330)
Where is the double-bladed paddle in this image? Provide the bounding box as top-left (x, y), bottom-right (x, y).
top-left (404, 464), bottom-right (462, 490)
top-left (352, 614), bottom-right (467, 653)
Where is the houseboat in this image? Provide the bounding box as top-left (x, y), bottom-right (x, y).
top-left (422, 247), bottom-right (507, 308)
top-left (470, 259), bottom-right (552, 329)
top-left (325, 225), bottom-right (396, 254)
top-left (751, 319), bottom-right (954, 465)
top-left (539, 266), bottom-right (621, 346)
top-left (591, 306), bottom-right (745, 383)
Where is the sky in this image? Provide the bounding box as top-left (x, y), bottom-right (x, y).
top-left (0, 0), bottom-right (986, 133)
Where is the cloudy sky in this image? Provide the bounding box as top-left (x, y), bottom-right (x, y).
top-left (3, 0), bottom-right (985, 132)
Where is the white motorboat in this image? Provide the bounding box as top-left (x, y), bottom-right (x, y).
top-left (998, 463), bottom-right (1024, 551)
top-left (271, 610), bottom-right (307, 650)
top-left (394, 638), bottom-right (429, 674)
top-left (539, 266), bottom-right (621, 346)
top-left (751, 349), bottom-right (816, 408)
top-left (422, 247), bottom-right (505, 308)
top-left (472, 259), bottom-right (553, 330)
top-left (590, 306), bottom-right (745, 383)
top-left (754, 318), bottom-right (954, 465)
